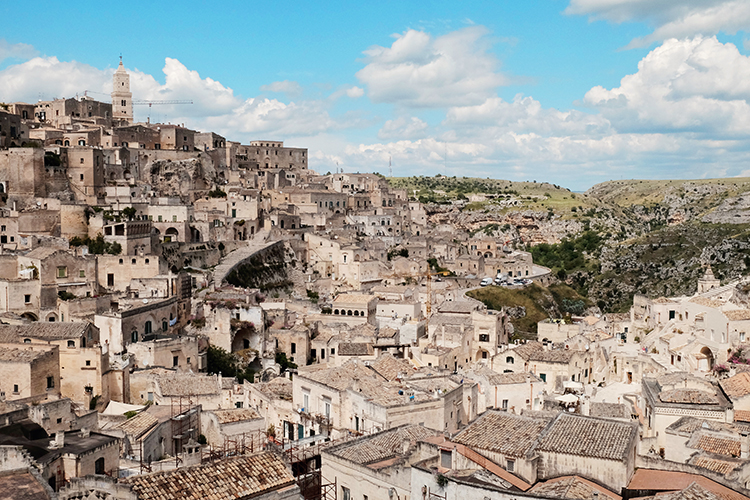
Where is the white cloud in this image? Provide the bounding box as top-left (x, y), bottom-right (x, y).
top-left (0, 39), bottom-right (37, 62)
top-left (0, 56), bottom-right (111, 101)
top-left (260, 80), bottom-right (303, 98)
top-left (583, 36), bottom-right (750, 136)
top-left (378, 117), bottom-right (429, 140)
top-left (565, 0), bottom-right (750, 48)
top-left (355, 26), bottom-right (507, 108)
top-left (345, 86), bottom-right (364, 98)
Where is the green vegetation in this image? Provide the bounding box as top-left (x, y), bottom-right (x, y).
top-left (531, 230), bottom-right (602, 276)
top-left (275, 352), bottom-right (298, 372)
top-left (306, 289), bottom-right (319, 303)
top-left (387, 248), bottom-right (409, 260)
top-left (208, 188), bottom-right (227, 198)
top-left (121, 207), bottom-right (137, 220)
top-left (206, 345), bottom-right (256, 383)
top-left (44, 152), bottom-right (61, 167)
top-left (69, 234), bottom-right (122, 255)
top-left (467, 283), bottom-right (590, 338)
top-left (57, 291), bottom-right (77, 301)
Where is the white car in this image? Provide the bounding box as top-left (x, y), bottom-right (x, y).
top-left (480, 277), bottom-right (493, 286)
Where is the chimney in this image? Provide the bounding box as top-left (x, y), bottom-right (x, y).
top-left (79, 427), bottom-right (90, 438)
top-left (55, 431), bottom-right (64, 448)
top-left (741, 432), bottom-right (749, 460)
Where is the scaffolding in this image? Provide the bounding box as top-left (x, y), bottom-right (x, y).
top-left (170, 396), bottom-right (200, 468)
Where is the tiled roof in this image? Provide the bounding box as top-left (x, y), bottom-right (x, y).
top-left (325, 424), bottom-right (440, 466)
top-left (212, 408), bottom-right (261, 424)
top-left (370, 353), bottom-right (414, 381)
top-left (24, 247), bottom-right (64, 260)
top-left (156, 373), bottom-right (220, 396)
top-left (590, 402), bottom-right (631, 420)
top-left (691, 456), bottom-right (739, 475)
top-left (0, 471), bottom-right (52, 500)
top-left (534, 414), bottom-right (636, 461)
top-left (529, 475), bottom-right (621, 500)
top-left (510, 341), bottom-right (574, 363)
top-left (116, 411), bottom-right (158, 439)
top-left (124, 453), bottom-right (294, 500)
top-left (0, 346), bottom-right (54, 363)
top-left (734, 410), bottom-right (750, 423)
top-left (467, 366), bottom-right (540, 385)
top-left (720, 372), bottom-right (750, 399)
top-left (338, 342), bottom-right (373, 356)
top-left (651, 482), bottom-right (724, 500)
top-left (255, 377), bottom-right (292, 400)
top-left (297, 360), bottom-right (383, 392)
top-left (0, 323), bottom-right (91, 340)
top-left (332, 293), bottom-right (376, 305)
top-left (452, 411), bottom-right (551, 458)
top-left (724, 310), bottom-right (750, 321)
top-left (695, 434), bottom-right (741, 458)
top-left (628, 469), bottom-right (750, 500)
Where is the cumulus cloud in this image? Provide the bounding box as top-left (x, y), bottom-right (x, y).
top-left (0, 56), bottom-right (352, 140)
top-left (378, 117), bottom-right (429, 140)
top-left (565, 0), bottom-right (750, 48)
top-left (0, 39), bottom-right (37, 62)
top-left (260, 80), bottom-right (303, 98)
top-left (346, 86), bottom-right (364, 98)
top-left (356, 26), bottom-right (507, 108)
top-left (583, 36), bottom-right (750, 136)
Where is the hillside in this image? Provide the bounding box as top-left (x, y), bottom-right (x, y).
top-left (466, 283), bottom-right (591, 339)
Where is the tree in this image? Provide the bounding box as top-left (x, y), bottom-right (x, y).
top-left (122, 207), bottom-right (137, 220)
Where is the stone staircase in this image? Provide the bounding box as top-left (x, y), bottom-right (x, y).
top-left (211, 231), bottom-right (276, 285)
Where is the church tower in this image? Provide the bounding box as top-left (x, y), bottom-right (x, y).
top-left (111, 57), bottom-right (133, 124)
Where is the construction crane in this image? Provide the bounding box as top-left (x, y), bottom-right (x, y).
top-left (132, 100), bottom-right (193, 122)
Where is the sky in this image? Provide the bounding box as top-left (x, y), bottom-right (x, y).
top-left (2, 1), bottom-right (750, 190)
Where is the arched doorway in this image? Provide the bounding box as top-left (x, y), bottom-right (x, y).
top-left (164, 227), bottom-right (179, 242)
top-left (698, 346), bottom-right (714, 371)
top-left (21, 312), bottom-right (38, 322)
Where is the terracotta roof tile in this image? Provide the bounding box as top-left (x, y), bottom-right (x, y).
top-left (123, 453), bottom-right (294, 500)
top-left (529, 475), bottom-right (621, 500)
top-left (453, 411), bottom-right (551, 458)
top-left (720, 373), bottom-right (750, 399)
top-left (325, 424), bottom-right (440, 466)
top-left (695, 435), bottom-right (741, 458)
top-left (534, 414), bottom-right (636, 461)
top-left (691, 456), bottom-right (738, 475)
top-left (116, 411), bottom-right (158, 439)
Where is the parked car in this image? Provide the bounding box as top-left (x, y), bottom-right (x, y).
top-left (480, 277), bottom-right (493, 286)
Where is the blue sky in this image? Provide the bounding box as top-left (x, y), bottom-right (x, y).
top-left (2, 1), bottom-right (750, 190)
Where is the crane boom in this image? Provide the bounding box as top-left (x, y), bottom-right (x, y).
top-left (132, 100), bottom-right (193, 106)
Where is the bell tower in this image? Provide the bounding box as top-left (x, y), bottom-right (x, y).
top-left (111, 57), bottom-right (133, 124)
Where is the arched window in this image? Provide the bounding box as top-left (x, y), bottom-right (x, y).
top-left (131, 331), bottom-right (138, 343)
top-left (145, 321), bottom-right (152, 334)
top-left (334, 309), bottom-right (339, 315)
top-left (354, 310), bottom-right (359, 316)
top-left (347, 310), bottom-right (353, 316)
top-left (506, 356), bottom-right (514, 364)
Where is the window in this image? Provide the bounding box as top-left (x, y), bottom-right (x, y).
top-left (46, 376), bottom-right (54, 389)
top-left (85, 360), bottom-right (91, 366)
top-left (145, 321), bottom-right (152, 334)
top-left (539, 373), bottom-right (547, 382)
top-left (742, 332), bottom-right (746, 342)
top-left (291, 343), bottom-right (296, 354)
top-left (507, 459), bottom-right (515, 472)
top-left (330, 348), bottom-right (335, 355)
top-left (173, 356), bottom-right (179, 367)
top-left (57, 266), bottom-right (67, 278)
top-left (13, 384), bottom-right (18, 393)
top-left (440, 449), bottom-right (452, 468)
top-left (478, 334), bottom-right (490, 342)
top-left (506, 356), bottom-right (514, 364)
top-left (162, 321), bottom-right (168, 331)
top-left (342, 487), bottom-right (350, 500)
top-left (24, 294), bottom-right (30, 303)
top-left (79, 270), bottom-right (85, 278)
top-left (303, 393), bottom-right (309, 409)
top-left (132, 259), bottom-right (136, 264)
top-left (107, 274), bottom-right (114, 287)
top-left (67, 340), bottom-right (75, 348)
top-left (172, 215), bottom-right (177, 222)
top-left (131, 331), bottom-right (138, 343)
top-left (147, 391), bottom-right (153, 401)
top-left (235, 402), bottom-right (243, 408)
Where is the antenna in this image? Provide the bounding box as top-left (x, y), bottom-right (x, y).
top-left (389, 155), bottom-right (392, 178)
